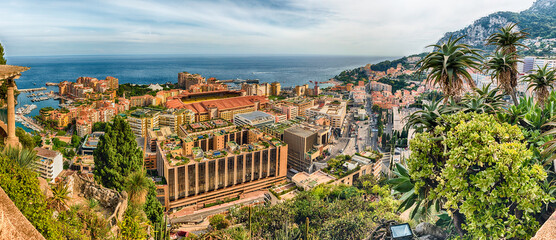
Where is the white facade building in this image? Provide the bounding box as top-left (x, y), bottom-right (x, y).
top-left (33, 147), bottom-right (63, 183)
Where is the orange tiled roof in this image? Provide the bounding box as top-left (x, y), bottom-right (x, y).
top-left (166, 95), bottom-right (268, 113)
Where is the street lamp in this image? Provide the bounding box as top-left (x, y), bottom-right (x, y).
top-left (390, 223), bottom-right (413, 240)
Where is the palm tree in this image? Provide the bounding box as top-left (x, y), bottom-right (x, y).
top-left (125, 170), bottom-right (150, 205)
top-left (417, 36), bottom-right (483, 100)
top-left (453, 84), bottom-right (506, 114)
top-left (487, 23), bottom-right (528, 54)
top-left (388, 163), bottom-right (441, 221)
top-left (486, 23), bottom-right (528, 105)
top-left (49, 183), bottom-right (70, 212)
top-left (405, 98), bottom-right (446, 133)
top-left (1, 146), bottom-right (38, 169)
top-left (523, 64), bottom-right (556, 107)
top-left (484, 51), bottom-right (520, 105)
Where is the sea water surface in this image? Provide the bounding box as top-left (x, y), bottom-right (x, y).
top-left (6, 54), bottom-right (392, 131)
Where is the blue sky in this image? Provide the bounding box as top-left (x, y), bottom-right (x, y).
top-left (0, 0), bottom-right (536, 56)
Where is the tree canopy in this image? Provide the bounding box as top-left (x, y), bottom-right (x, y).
top-left (94, 116), bottom-right (143, 191)
top-left (0, 42), bottom-right (6, 65)
top-left (407, 112), bottom-right (551, 238)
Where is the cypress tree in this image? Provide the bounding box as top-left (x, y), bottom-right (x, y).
top-left (0, 42), bottom-right (6, 65)
top-left (94, 116), bottom-right (143, 191)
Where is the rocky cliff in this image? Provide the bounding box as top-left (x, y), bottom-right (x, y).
top-left (437, 0), bottom-right (556, 49)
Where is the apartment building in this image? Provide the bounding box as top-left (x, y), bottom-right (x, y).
top-left (283, 124), bottom-right (331, 172)
top-left (33, 147), bottom-right (63, 183)
top-left (305, 99), bottom-right (347, 128)
top-left (271, 82), bottom-right (281, 96)
top-left (155, 127), bottom-right (288, 211)
top-left (178, 72), bottom-right (206, 90)
top-left (159, 109), bottom-right (195, 132)
top-left (127, 109), bottom-right (160, 137)
top-left (369, 81), bottom-right (392, 93)
top-left (284, 98), bottom-right (314, 118)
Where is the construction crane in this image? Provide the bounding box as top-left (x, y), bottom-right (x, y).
top-left (309, 80), bottom-right (327, 87)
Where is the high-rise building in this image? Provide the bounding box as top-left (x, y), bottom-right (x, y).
top-left (127, 109), bottom-right (160, 137)
top-left (178, 72), bottom-right (206, 90)
top-left (283, 124), bottom-right (330, 172)
top-left (271, 82), bottom-right (281, 96)
top-left (106, 76), bottom-right (119, 90)
top-left (523, 57), bottom-right (536, 74)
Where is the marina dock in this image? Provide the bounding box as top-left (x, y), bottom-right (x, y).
top-left (15, 114), bottom-right (43, 132)
top-left (19, 87), bottom-right (47, 92)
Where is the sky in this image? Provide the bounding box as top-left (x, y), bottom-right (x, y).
top-left (0, 0), bottom-right (537, 57)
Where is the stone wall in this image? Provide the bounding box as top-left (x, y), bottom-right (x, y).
top-left (69, 173), bottom-right (128, 227)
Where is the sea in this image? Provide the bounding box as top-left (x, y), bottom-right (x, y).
top-left (6, 54), bottom-right (392, 132)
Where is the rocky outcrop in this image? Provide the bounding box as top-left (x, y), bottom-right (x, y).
top-left (437, 0), bottom-right (556, 49)
top-left (414, 222), bottom-right (447, 240)
top-left (68, 173), bottom-right (127, 227)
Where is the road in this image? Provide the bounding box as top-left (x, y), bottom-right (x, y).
top-left (321, 86), bottom-right (384, 162)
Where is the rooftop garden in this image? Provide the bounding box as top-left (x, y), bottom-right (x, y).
top-left (186, 119), bottom-right (232, 132)
top-left (322, 155), bottom-right (361, 179)
top-left (204, 149), bottom-right (229, 159)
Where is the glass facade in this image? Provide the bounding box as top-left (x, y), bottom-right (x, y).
top-left (178, 166), bottom-right (186, 199)
top-left (254, 151), bottom-right (260, 180)
top-left (237, 155), bottom-right (244, 184)
top-left (208, 160), bottom-right (216, 191)
top-left (168, 169), bottom-right (175, 201)
top-left (227, 157), bottom-right (235, 186)
top-left (198, 162), bottom-right (206, 194)
top-left (188, 165), bottom-right (196, 196)
top-left (245, 153), bottom-right (252, 182)
top-left (218, 158), bottom-right (226, 189)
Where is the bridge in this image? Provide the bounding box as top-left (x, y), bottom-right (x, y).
top-left (0, 65), bottom-right (30, 147)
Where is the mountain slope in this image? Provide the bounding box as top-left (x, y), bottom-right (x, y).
top-left (437, 0), bottom-right (556, 49)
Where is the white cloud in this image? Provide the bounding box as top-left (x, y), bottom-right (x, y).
top-left (0, 0), bottom-right (536, 56)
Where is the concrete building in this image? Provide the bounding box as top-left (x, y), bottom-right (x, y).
top-left (523, 57), bottom-right (536, 74)
top-left (294, 84), bottom-right (309, 96)
top-left (284, 98), bottom-right (314, 118)
top-left (166, 95), bottom-right (269, 122)
top-left (33, 147), bottom-right (63, 183)
top-left (271, 82), bottom-right (281, 96)
top-left (155, 127), bottom-right (288, 211)
top-left (305, 99), bottom-right (347, 128)
top-left (292, 170), bottom-right (336, 190)
top-left (178, 72), bottom-right (206, 90)
top-left (233, 111), bottom-right (275, 126)
top-left (127, 109), bottom-right (161, 137)
top-left (241, 83), bottom-right (271, 96)
top-left (76, 118), bottom-right (92, 137)
top-left (79, 132), bottom-right (104, 155)
top-left (283, 124), bottom-right (331, 172)
top-left (159, 109), bottom-right (195, 132)
top-left (369, 81), bottom-right (392, 93)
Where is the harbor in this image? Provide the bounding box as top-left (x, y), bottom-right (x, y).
top-left (14, 85), bottom-right (60, 132)
top-left (18, 87), bottom-right (47, 92)
top-left (16, 104), bottom-right (37, 115)
top-left (25, 90), bottom-right (56, 102)
top-left (15, 114), bottom-right (43, 132)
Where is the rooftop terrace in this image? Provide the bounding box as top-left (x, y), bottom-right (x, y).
top-left (185, 119), bottom-right (233, 133)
